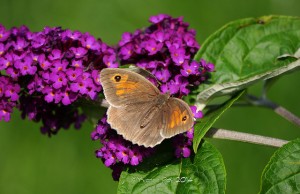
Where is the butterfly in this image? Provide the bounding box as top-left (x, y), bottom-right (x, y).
top-left (100, 68), bottom-right (194, 147)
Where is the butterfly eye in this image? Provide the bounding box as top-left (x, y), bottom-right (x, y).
top-left (114, 75), bottom-right (121, 82)
top-left (182, 115), bottom-right (187, 121)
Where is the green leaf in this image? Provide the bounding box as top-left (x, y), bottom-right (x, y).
top-left (260, 138), bottom-right (300, 194)
top-left (118, 141), bottom-right (226, 194)
top-left (193, 90), bottom-right (245, 153)
top-left (194, 16), bottom-right (300, 107)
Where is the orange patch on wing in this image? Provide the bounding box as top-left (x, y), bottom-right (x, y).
top-left (168, 108), bottom-right (189, 128)
top-left (116, 89), bottom-right (125, 95)
top-left (169, 107), bottom-right (181, 128)
top-left (116, 82), bottom-right (139, 96)
top-left (110, 74), bottom-right (140, 96)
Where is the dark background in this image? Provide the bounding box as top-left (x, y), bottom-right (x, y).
top-left (1, 0), bottom-right (300, 193)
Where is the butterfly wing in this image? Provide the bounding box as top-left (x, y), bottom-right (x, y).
top-left (100, 68), bottom-right (160, 107)
top-left (107, 103), bottom-right (165, 147)
top-left (161, 97), bottom-right (194, 138)
top-left (101, 68), bottom-right (193, 147)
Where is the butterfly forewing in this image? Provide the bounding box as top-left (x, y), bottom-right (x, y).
top-left (100, 68), bottom-right (160, 107)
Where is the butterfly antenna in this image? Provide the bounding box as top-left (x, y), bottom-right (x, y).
top-left (84, 62), bottom-right (94, 72)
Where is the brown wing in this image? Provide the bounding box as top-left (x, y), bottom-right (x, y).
top-left (100, 68), bottom-right (160, 107)
top-left (107, 103), bottom-right (166, 148)
top-left (161, 97), bottom-right (194, 138)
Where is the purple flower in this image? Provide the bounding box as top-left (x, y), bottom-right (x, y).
top-left (119, 43), bottom-right (133, 60)
top-left (143, 39), bottom-right (163, 55)
top-left (31, 33), bottom-right (46, 48)
top-left (170, 47), bottom-right (186, 65)
top-left (180, 61), bottom-right (199, 77)
top-left (81, 34), bottom-right (100, 50)
top-left (103, 149), bottom-right (116, 167)
top-left (0, 76), bottom-right (20, 122)
top-left (71, 59), bottom-right (83, 68)
top-left (61, 88), bottom-right (77, 105)
top-left (190, 105), bottom-right (203, 119)
top-left (0, 25), bottom-right (10, 41)
top-left (38, 54), bottom-right (51, 70)
top-left (43, 87), bottom-right (61, 103)
top-left (129, 148), bottom-right (143, 166)
top-left (186, 128), bottom-right (194, 139)
top-left (154, 68), bottom-right (171, 82)
top-left (6, 67), bottom-right (20, 78)
top-left (91, 70), bottom-right (101, 85)
top-left (103, 55), bottom-right (118, 68)
top-left (184, 33), bottom-right (199, 48)
top-left (86, 84), bottom-right (98, 100)
top-left (14, 56), bottom-right (37, 75)
top-left (13, 37), bottom-right (29, 51)
top-left (51, 60), bottom-right (68, 72)
top-left (175, 145), bottom-right (191, 158)
top-left (116, 146), bottom-right (130, 164)
top-left (70, 77), bottom-right (85, 94)
top-left (4, 84), bottom-right (20, 101)
top-left (200, 59), bottom-right (215, 72)
top-left (168, 75), bottom-right (189, 95)
top-left (66, 68), bottom-right (82, 81)
top-left (51, 71), bottom-right (67, 89)
top-left (152, 31), bottom-right (168, 43)
top-left (48, 49), bottom-right (62, 61)
top-left (30, 52), bottom-right (39, 62)
top-left (91, 118), bottom-right (109, 140)
top-left (149, 14), bottom-right (170, 24)
top-left (70, 47), bottom-right (88, 58)
top-left (0, 106), bottom-right (11, 122)
top-left (118, 32), bottom-right (132, 46)
top-left (61, 29), bottom-right (82, 41)
top-left (0, 53), bottom-right (14, 70)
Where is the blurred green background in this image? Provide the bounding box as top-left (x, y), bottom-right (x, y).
top-left (1, 0), bottom-right (300, 193)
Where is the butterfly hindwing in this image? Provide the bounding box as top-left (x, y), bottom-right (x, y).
top-left (161, 97), bottom-right (194, 138)
top-left (107, 103), bottom-right (165, 147)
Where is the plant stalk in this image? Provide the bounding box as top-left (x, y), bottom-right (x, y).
top-left (206, 128), bottom-right (288, 147)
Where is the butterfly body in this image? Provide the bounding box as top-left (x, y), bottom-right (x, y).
top-left (100, 68), bottom-right (193, 147)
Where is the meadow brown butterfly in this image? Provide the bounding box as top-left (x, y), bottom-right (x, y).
top-left (100, 68), bottom-right (194, 147)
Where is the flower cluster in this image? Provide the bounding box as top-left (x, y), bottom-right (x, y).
top-left (0, 24), bottom-right (118, 134)
top-left (0, 76), bottom-right (20, 121)
top-left (91, 14), bottom-right (214, 180)
top-left (91, 116), bottom-right (155, 180)
top-left (118, 14), bottom-right (214, 97)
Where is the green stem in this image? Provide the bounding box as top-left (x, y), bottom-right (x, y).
top-left (206, 128), bottom-right (288, 147)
